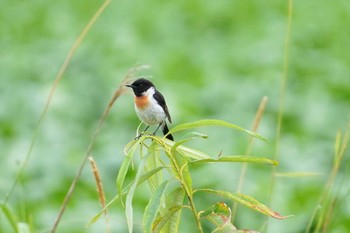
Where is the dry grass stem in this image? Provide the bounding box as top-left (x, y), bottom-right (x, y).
top-left (51, 64), bottom-right (147, 233)
top-left (232, 96), bottom-right (268, 220)
top-left (88, 156), bottom-right (110, 233)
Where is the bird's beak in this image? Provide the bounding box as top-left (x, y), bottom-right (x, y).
top-left (125, 84), bottom-right (134, 88)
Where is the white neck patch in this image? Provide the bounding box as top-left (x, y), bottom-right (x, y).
top-left (143, 86), bottom-right (155, 96)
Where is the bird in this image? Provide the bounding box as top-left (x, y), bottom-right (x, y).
top-left (126, 78), bottom-right (174, 141)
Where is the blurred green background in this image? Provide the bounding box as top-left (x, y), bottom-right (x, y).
top-left (1, 0), bottom-right (350, 232)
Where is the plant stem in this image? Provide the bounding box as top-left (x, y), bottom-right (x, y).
top-left (266, 1), bottom-right (293, 232)
top-left (186, 194), bottom-right (204, 233)
top-left (167, 148), bottom-right (203, 233)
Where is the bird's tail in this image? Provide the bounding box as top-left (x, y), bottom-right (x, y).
top-left (162, 122), bottom-right (174, 141)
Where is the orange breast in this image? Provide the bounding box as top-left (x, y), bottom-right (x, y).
top-left (135, 95), bottom-right (149, 109)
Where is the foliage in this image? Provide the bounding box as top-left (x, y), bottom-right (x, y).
top-left (89, 119), bottom-right (287, 232)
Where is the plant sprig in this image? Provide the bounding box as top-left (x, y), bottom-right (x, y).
top-left (89, 119), bottom-right (288, 233)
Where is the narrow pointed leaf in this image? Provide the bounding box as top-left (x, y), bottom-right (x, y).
top-left (116, 142), bottom-right (138, 204)
top-left (190, 156), bottom-right (278, 166)
top-left (125, 152), bottom-right (150, 233)
top-left (196, 189), bottom-right (289, 219)
top-left (87, 192), bottom-right (122, 227)
top-left (154, 205), bottom-right (183, 233)
top-left (87, 165), bottom-right (166, 227)
top-left (172, 151), bottom-right (192, 195)
top-left (200, 202), bottom-right (237, 232)
top-left (200, 202), bottom-right (232, 225)
top-left (170, 133), bottom-right (208, 156)
top-left (0, 204), bottom-right (18, 232)
top-left (167, 119), bottom-right (267, 142)
top-left (163, 139), bottom-right (211, 160)
top-left (212, 224), bottom-right (237, 233)
top-left (146, 142), bottom-right (163, 192)
top-left (176, 144), bottom-right (211, 160)
top-left (143, 181), bottom-right (168, 233)
top-left (139, 166), bottom-right (167, 186)
top-left (158, 188), bottom-right (185, 233)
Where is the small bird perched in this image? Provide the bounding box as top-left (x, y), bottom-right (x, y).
top-left (126, 78), bottom-right (174, 141)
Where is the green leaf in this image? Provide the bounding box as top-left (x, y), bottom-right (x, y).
top-left (200, 202), bottom-right (238, 233)
top-left (139, 166), bottom-right (167, 187)
top-left (146, 142), bottom-right (163, 192)
top-left (143, 181), bottom-right (168, 233)
top-left (0, 204), bottom-right (18, 233)
top-left (116, 142), bottom-right (138, 205)
top-left (212, 224), bottom-right (237, 233)
top-left (190, 156), bottom-right (278, 166)
top-left (212, 225), bottom-right (238, 233)
top-left (195, 189), bottom-right (289, 220)
top-left (172, 151), bottom-right (192, 195)
top-left (167, 119), bottom-right (267, 143)
top-left (125, 150), bottom-right (151, 233)
top-left (176, 144), bottom-right (211, 160)
top-left (158, 188), bottom-right (185, 233)
top-left (170, 133), bottom-right (207, 157)
top-left (200, 202), bottom-right (232, 224)
top-left (87, 165), bottom-right (166, 227)
top-left (87, 193), bottom-right (122, 227)
top-left (154, 205), bottom-right (183, 233)
top-left (163, 139), bottom-right (211, 160)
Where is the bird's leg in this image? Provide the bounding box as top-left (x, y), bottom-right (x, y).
top-left (135, 125), bottom-right (150, 140)
top-left (152, 122), bottom-right (163, 136)
top-left (143, 125), bottom-right (150, 133)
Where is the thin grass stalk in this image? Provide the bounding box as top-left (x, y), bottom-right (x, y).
top-left (3, 0), bottom-right (111, 206)
top-left (305, 124), bottom-right (349, 233)
top-left (265, 0), bottom-right (293, 231)
top-left (50, 65), bottom-right (137, 233)
top-left (48, 2), bottom-right (114, 232)
top-left (268, 0), bottom-right (293, 205)
top-left (232, 96), bottom-right (268, 221)
top-left (322, 198), bottom-right (337, 233)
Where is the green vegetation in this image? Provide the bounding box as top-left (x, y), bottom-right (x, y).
top-left (1, 0), bottom-right (349, 233)
top-left (89, 120), bottom-right (285, 233)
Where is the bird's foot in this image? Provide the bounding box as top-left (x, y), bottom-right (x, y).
top-left (134, 133), bottom-right (144, 140)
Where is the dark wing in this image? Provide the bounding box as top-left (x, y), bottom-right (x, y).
top-left (153, 90), bottom-right (172, 123)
